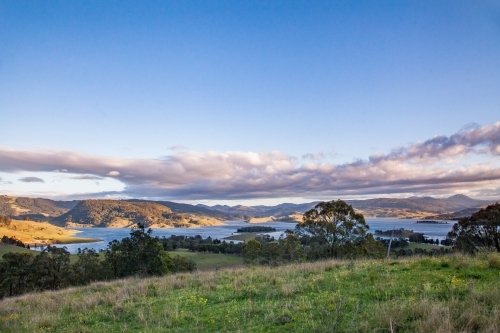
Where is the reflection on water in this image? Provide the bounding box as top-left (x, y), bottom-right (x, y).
top-left (61, 218), bottom-right (457, 253)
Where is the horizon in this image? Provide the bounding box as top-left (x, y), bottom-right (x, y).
top-left (1, 1), bottom-right (499, 205)
top-left (0, 192), bottom-right (494, 209)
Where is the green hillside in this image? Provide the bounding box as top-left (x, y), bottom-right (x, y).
top-left (1, 253), bottom-right (499, 332)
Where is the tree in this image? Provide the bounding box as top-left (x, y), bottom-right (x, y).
top-left (448, 203), bottom-right (500, 253)
top-left (260, 242), bottom-right (282, 266)
top-left (0, 215), bottom-right (12, 226)
top-left (71, 248), bottom-right (102, 285)
top-left (102, 224), bottom-right (173, 278)
top-left (295, 200), bottom-right (369, 258)
top-left (279, 230), bottom-right (302, 261)
top-left (32, 246), bottom-right (71, 290)
top-left (0, 252), bottom-right (34, 297)
top-left (243, 239), bottom-right (262, 263)
top-left (409, 233), bottom-right (425, 243)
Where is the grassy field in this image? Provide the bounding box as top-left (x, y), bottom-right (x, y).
top-left (224, 233), bottom-right (258, 241)
top-left (0, 243), bottom-right (39, 257)
top-left (169, 249), bottom-right (244, 270)
top-left (1, 252), bottom-right (500, 332)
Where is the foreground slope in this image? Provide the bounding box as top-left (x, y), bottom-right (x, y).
top-left (1, 254), bottom-right (499, 332)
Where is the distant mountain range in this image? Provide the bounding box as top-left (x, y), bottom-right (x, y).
top-left (0, 194), bottom-right (497, 227)
top-left (345, 194), bottom-right (493, 219)
top-left (199, 194), bottom-right (496, 220)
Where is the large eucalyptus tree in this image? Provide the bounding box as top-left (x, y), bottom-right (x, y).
top-left (295, 199), bottom-right (369, 258)
top-left (448, 203), bottom-right (500, 253)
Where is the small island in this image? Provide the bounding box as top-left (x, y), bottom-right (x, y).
top-left (236, 226), bottom-right (277, 233)
top-left (416, 220), bottom-right (448, 224)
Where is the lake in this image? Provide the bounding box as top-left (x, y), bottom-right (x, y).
top-left (62, 218), bottom-right (457, 253)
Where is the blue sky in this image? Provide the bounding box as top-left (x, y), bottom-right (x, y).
top-left (1, 1), bottom-right (499, 204)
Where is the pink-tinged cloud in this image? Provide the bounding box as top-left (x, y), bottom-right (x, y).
top-left (0, 122), bottom-right (499, 199)
top-left (370, 122), bottom-right (500, 163)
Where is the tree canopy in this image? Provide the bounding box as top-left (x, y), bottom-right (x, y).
top-left (103, 224), bottom-right (173, 278)
top-left (448, 203), bottom-right (500, 253)
top-left (295, 199), bottom-right (369, 258)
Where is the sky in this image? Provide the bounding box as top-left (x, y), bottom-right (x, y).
top-left (0, 0), bottom-right (499, 205)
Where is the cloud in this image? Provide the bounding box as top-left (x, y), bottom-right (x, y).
top-left (169, 144), bottom-right (187, 151)
top-left (18, 177), bottom-right (45, 183)
top-left (370, 122), bottom-right (500, 163)
top-left (69, 175), bottom-right (103, 180)
top-left (302, 152), bottom-right (325, 161)
top-left (0, 177), bottom-right (12, 185)
top-left (0, 122), bottom-right (500, 200)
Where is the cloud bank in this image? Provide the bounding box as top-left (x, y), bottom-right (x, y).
top-left (1, 122), bottom-right (499, 200)
top-left (18, 177), bottom-right (45, 183)
top-left (69, 175), bottom-right (103, 180)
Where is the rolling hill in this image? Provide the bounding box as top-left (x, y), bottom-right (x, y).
top-left (0, 195), bottom-right (78, 220)
top-left (127, 199), bottom-right (234, 220)
top-left (52, 200), bottom-right (222, 228)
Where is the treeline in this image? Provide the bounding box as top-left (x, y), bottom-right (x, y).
top-left (236, 226), bottom-right (277, 233)
top-left (376, 237), bottom-right (453, 256)
top-left (0, 225), bottom-right (196, 299)
top-left (392, 247), bottom-right (453, 257)
top-left (159, 235), bottom-right (247, 254)
top-left (243, 230), bottom-right (387, 265)
top-left (375, 234), bottom-right (453, 247)
top-left (1, 236), bottom-right (28, 249)
top-left (407, 233), bottom-right (453, 245)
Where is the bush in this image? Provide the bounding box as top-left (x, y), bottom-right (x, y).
top-left (487, 253), bottom-right (500, 269)
top-left (0, 216), bottom-right (12, 226)
top-left (172, 255), bottom-right (196, 272)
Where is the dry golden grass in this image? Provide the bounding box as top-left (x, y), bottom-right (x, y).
top-left (0, 219), bottom-right (99, 245)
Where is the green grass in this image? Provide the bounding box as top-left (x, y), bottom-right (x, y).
top-left (168, 249), bottom-right (244, 270)
top-left (0, 244), bottom-right (38, 257)
top-left (224, 233), bottom-right (258, 241)
top-left (2, 252), bottom-right (500, 332)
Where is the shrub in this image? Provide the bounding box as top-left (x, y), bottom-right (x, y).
top-left (487, 253), bottom-right (500, 269)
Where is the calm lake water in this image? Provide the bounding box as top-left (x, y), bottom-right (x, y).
top-left (62, 218), bottom-right (457, 254)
